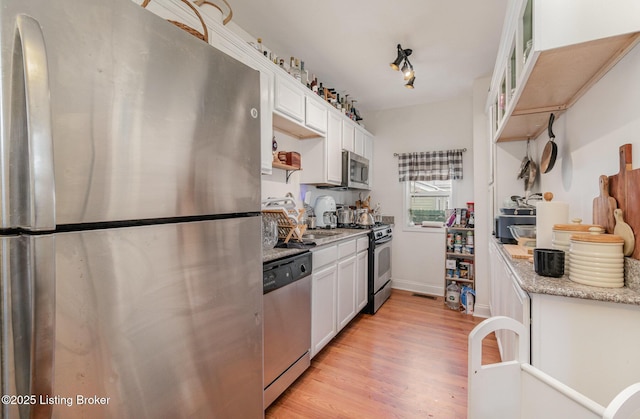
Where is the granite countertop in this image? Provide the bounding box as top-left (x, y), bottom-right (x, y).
top-left (263, 228), bottom-right (370, 263)
top-left (494, 238), bottom-right (640, 306)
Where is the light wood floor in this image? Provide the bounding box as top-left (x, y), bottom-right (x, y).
top-left (266, 289), bottom-right (501, 419)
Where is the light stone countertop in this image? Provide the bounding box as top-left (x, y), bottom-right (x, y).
top-left (494, 238), bottom-right (640, 305)
top-left (263, 228), bottom-right (370, 263)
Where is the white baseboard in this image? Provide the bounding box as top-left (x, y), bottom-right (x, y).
top-left (391, 278), bottom-right (443, 297)
top-left (472, 303), bottom-right (491, 318)
top-left (391, 278), bottom-right (492, 319)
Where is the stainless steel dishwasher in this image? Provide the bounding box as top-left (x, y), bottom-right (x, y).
top-left (263, 251), bottom-right (312, 408)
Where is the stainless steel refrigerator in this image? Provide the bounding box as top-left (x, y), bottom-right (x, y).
top-left (0, 0), bottom-right (263, 417)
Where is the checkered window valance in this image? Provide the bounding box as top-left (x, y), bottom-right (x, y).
top-left (397, 149), bottom-right (464, 182)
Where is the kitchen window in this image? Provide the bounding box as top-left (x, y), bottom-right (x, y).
top-left (406, 180), bottom-right (452, 225)
top-left (395, 148), bottom-right (463, 228)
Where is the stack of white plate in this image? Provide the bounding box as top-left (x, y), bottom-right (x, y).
top-left (552, 219), bottom-right (602, 276)
top-left (569, 229), bottom-right (624, 288)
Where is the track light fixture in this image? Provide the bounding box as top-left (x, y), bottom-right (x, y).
top-left (405, 75), bottom-right (416, 89)
top-left (390, 44), bottom-right (415, 88)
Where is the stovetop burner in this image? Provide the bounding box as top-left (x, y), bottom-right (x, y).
top-left (338, 222), bottom-right (388, 230)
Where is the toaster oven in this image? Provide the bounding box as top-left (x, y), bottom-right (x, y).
top-left (495, 215), bottom-right (536, 244)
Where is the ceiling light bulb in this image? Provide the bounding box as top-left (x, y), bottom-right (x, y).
top-left (405, 76), bottom-right (415, 89)
top-left (390, 56), bottom-right (403, 71)
top-left (390, 44), bottom-right (404, 71)
top-left (404, 68), bottom-right (414, 80)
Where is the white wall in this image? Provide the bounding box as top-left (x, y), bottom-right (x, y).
top-left (365, 96), bottom-right (475, 296)
top-left (472, 76), bottom-right (492, 318)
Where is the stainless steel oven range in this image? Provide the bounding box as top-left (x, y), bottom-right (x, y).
top-left (364, 224), bottom-right (393, 314)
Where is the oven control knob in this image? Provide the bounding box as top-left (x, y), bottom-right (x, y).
top-left (300, 264), bottom-right (307, 273)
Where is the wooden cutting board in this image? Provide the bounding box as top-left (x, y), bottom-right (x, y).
top-left (592, 175), bottom-right (617, 234)
top-left (503, 244), bottom-right (532, 259)
top-left (606, 144), bottom-right (640, 259)
top-left (608, 144), bottom-right (631, 213)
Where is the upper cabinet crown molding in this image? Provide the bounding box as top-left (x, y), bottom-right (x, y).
top-left (488, 0), bottom-right (640, 142)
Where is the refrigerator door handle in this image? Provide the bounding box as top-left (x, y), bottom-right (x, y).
top-left (14, 15), bottom-right (55, 231)
top-left (11, 235), bottom-right (56, 418)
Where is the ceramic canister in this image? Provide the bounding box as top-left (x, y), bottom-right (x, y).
top-left (552, 219), bottom-right (603, 275)
top-left (569, 229), bottom-right (624, 288)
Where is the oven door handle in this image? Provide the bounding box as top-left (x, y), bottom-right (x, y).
top-left (374, 237), bottom-right (393, 245)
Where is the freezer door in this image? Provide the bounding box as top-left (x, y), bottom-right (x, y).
top-left (0, 0), bottom-right (261, 229)
top-left (4, 218), bottom-right (263, 418)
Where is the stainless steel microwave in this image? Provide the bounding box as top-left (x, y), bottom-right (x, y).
top-left (342, 151), bottom-right (370, 190)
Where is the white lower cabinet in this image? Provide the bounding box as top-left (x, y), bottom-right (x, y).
top-left (531, 293), bottom-right (640, 406)
top-left (490, 239), bottom-right (640, 406)
top-left (310, 235), bottom-right (367, 358)
top-left (489, 240), bottom-right (530, 363)
top-left (311, 263), bottom-right (337, 357)
top-left (356, 237), bottom-right (369, 311)
top-left (337, 255), bottom-right (357, 330)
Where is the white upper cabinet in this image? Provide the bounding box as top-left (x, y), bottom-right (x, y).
top-left (272, 72), bottom-right (323, 140)
top-left (297, 109), bottom-right (342, 186)
top-left (258, 71), bottom-right (274, 175)
top-left (342, 120), bottom-right (355, 152)
top-left (489, 0), bottom-right (640, 142)
top-left (305, 96), bottom-right (327, 134)
top-left (363, 133), bottom-right (373, 163)
top-left (363, 133), bottom-right (373, 188)
top-left (354, 126), bottom-right (365, 156)
top-left (274, 74), bottom-right (306, 122)
top-left (326, 111), bottom-right (343, 184)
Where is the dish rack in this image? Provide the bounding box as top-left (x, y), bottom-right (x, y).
top-left (262, 208), bottom-right (306, 243)
top-left (468, 316), bottom-right (640, 418)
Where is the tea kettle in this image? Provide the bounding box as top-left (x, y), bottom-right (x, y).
top-left (356, 209), bottom-right (375, 226)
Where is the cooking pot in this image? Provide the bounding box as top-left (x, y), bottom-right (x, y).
top-left (336, 207), bottom-right (354, 225)
top-left (356, 210), bottom-right (375, 226)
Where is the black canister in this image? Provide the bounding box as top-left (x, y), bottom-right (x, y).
top-left (533, 248), bottom-right (565, 277)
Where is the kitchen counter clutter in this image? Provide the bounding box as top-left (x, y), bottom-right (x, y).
top-left (493, 238), bottom-right (640, 305)
top-left (263, 228), bottom-right (369, 263)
